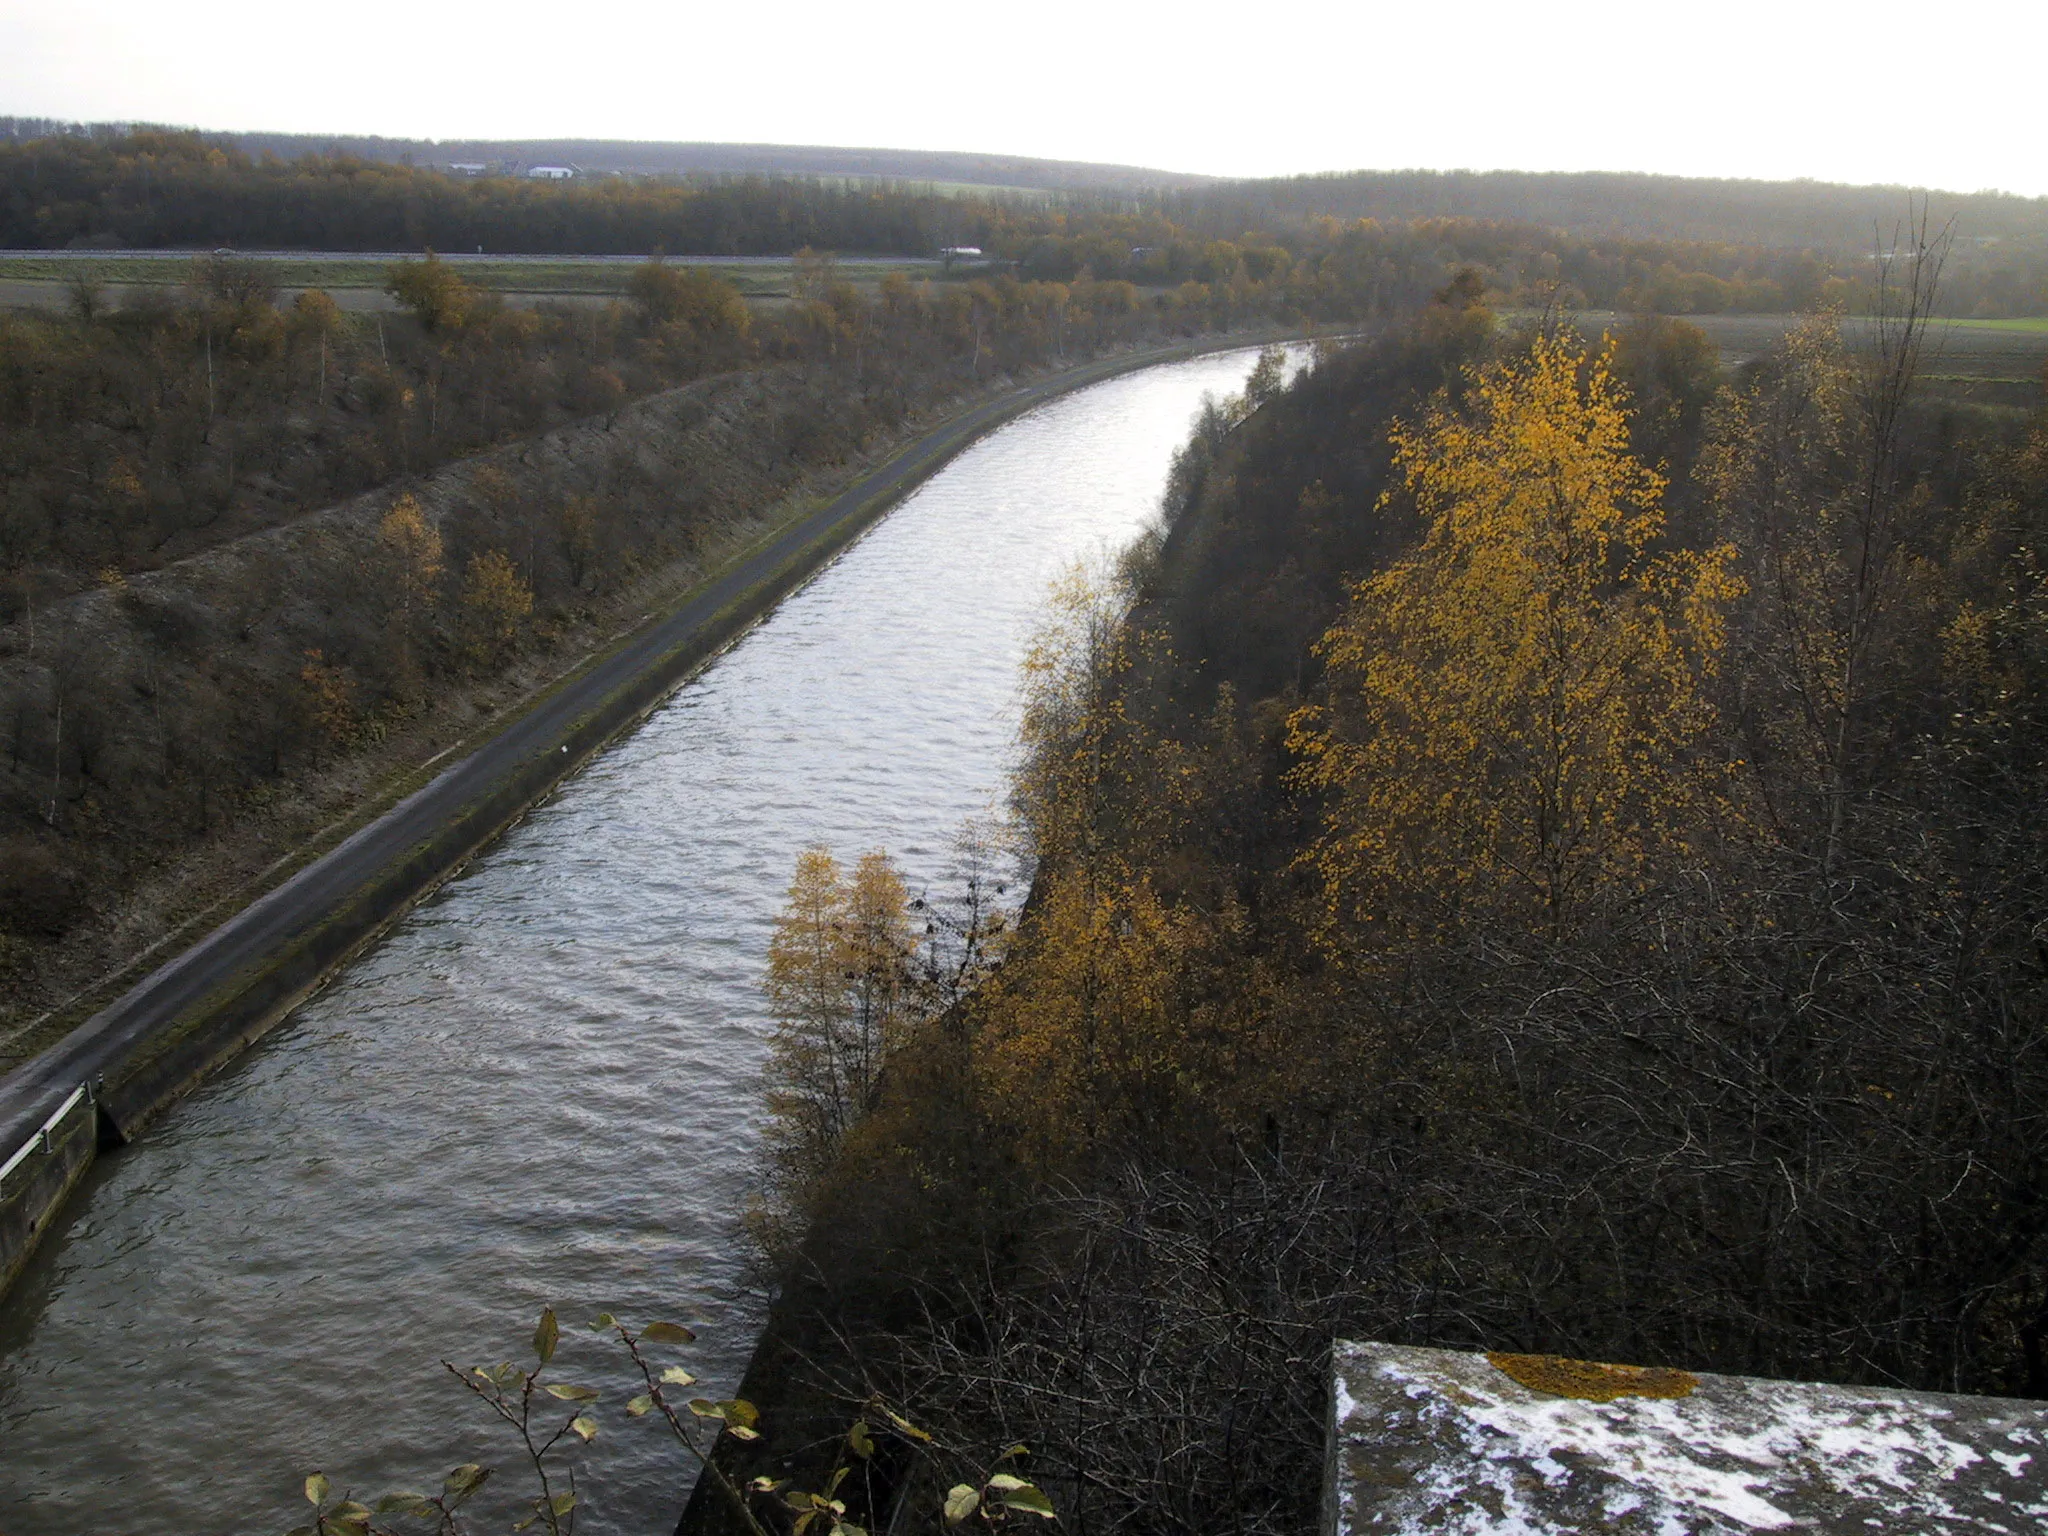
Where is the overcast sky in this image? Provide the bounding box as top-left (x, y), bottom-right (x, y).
top-left (4, 0), bottom-right (2043, 196)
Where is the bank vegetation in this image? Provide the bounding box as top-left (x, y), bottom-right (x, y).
top-left (0, 242), bottom-right (1294, 1061)
top-left (733, 244), bottom-right (2048, 1534)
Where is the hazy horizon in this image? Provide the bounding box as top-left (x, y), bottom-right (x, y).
top-left (4, 0), bottom-right (2043, 198)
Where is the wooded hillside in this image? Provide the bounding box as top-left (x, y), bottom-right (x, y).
top-left (722, 258), bottom-right (2048, 1535)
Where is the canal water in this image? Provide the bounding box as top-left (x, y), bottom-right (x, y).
top-left (0, 348), bottom-right (1280, 1535)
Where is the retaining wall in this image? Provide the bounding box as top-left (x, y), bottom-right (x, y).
top-left (0, 1083), bottom-right (99, 1301)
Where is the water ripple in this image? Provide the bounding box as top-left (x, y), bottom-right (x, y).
top-left (0, 350), bottom-right (1273, 1535)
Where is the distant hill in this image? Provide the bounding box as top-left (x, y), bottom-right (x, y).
top-left (5, 116), bottom-right (2045, 262)
top-left (1177, 168), bottom-right (2048, 251)
top-left (0, 118), bottom-right (1212, 195)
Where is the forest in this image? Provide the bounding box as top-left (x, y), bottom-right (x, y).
top-left (720, 246), bottom-right (2048, 1534)
top-left (7, 129), bottom-right (2048, 317)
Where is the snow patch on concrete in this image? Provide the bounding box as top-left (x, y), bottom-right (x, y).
top-left (1326, 1342), bottom-right (2048, 1535)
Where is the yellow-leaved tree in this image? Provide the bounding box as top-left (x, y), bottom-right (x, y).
top-left (1288, 334), bottom-right (1743, 942)
top-left (1011, 560), bottom-right (1199, 876)
top-left (385, 251), bottom-right (475, 332)
top-left (762, 848), bottom-right (917, 1201)
top-left (378, 491), bottom-right (443, 688)
top-left (1699, 267), bottom-right (1950, 870)
top-left (459, 548), bottom-right (534, 671)
top-left (380, 491), bottom-right (443, 623)
top-left (972, 862), bottom-right (1211, 1164)
top-left (974, 562), bottom-right (1223, 1161)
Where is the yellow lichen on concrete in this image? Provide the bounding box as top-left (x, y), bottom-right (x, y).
top-left (1485, 1352), bottom-right (1698, 1402)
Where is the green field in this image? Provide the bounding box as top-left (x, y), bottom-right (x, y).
top-left (1941, 316), bottom-right (2048, 334)
top-left (1559, 310), bottom-right (2048, 386)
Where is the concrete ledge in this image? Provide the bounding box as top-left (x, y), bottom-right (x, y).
top-left (0, 1084), bottom-right (98, 1300)
top-left (1326, 1340), bottom-right (2048, 1535)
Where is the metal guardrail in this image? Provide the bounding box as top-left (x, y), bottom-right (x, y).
top-left (0, 1082), bottom-right (90, 1190)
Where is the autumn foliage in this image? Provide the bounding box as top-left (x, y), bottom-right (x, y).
top-left (1290, 335), bottom-right (1743, 938)
top-left (749, 274), bottom-right (2048, 1536)
top-left (763, 849), bottom-right (917, 1195)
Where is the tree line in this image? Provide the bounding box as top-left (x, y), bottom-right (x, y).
top-left (10, 130), bottom-right (2048, 317)
top-left (736, 253), bottom-right (2048, 1534)
top-left (1, 131), bottom-right (973, 255)
top-left (1167, 165), bottom-right (2048, 249)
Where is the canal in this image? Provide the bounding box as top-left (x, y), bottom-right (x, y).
top-left (0, 347), bottom-right (1281, 1534)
